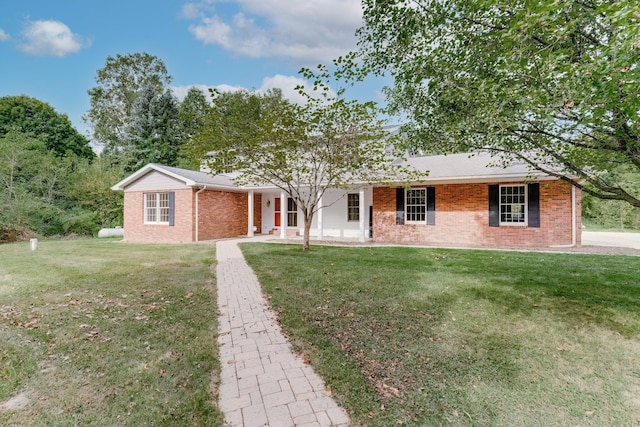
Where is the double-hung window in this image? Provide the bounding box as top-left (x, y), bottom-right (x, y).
top-left (287, 197), bottom-right (298, 227)
top-left (347, 193), bottom-right (360, 222)
top-left (489, 183), bottom-right (540, 228)
top-left (145, 192), bottom-right (171, 224)
top-left (499, 185), bottom-right (527, 225)
top-left (406, 188), bottom-right (427, 223)
top-left (395, 187), bottom-right (436, 225)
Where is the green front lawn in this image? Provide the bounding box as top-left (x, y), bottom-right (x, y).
top-left (0, 239), bottom-right (222, 426)
top-left (241, 243), bottom-right (640, 426)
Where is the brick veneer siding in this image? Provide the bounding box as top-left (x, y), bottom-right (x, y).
top-left (123, 189), bottom-right (194, 243)
top-left (373, 180), bottom-right (581, 248)
top-left (123, 189), bottom-right (262, 243)
top-left (195, 190), bottom-right (262, 241)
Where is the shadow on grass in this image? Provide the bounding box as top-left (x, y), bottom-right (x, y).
top-left (241, 243), bottom-right (640, 426)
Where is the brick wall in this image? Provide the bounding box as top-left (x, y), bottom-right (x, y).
top-left (196, 190), bottom-right (262, 241)
top-left (373, 180), bottom-right (581, 248)
top-left (123, 189), bottom-right (194, 243)
top-left (123, 189), bottom-right (263, 243)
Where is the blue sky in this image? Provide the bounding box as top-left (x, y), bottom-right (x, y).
top-left (0, 0), bottom-right (386, 139)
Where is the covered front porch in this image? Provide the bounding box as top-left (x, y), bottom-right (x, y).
top-left (244, 187), bottom-right (373, 243)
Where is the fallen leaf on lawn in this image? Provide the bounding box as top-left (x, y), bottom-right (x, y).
top-left (380, 383), bottom-right (402, 397)
top-left (325, 385), bottom-right (332, 396)
top-left (86, 331), bottom-right (99, 340)
top-left (302, 354), bottom-right (311, 364)
top-left (23, 318), bottom-right (39, 329)
top-left (185, 292), bottom-right (193, 299)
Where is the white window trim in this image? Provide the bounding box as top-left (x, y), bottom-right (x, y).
top-left (405, 187), bottom-right (427, 224)
top-left (347, 193), bottom-right (360, 222)
top-left (287, 197), bottom-right (298, 228)
top-left (144, 193), bottom-right (170, 225)
top-left (499, 184), bottom-right (528, 226)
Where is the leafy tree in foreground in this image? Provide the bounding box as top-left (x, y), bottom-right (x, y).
top-left (352, 0), bottom-right (640, 206)
top-left (85, 52), bottom-right (172, 156)
top-left (0, 95), bottom-right (94, 160)
top-left (199, 79), bottom-right (421, 251)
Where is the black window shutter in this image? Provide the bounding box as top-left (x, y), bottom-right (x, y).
top-left (168, 192), bottom-right (175, 227)
top-left (488, 185), bottom-right (499, 227)
top-left (528, 183), bottom-right (540, 228)
top-left (395, 188), bottom-right (405, 225)
top-left (426, 187), bottom-right (436, 225)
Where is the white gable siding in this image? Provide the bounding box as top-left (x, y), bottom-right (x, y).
top-left (124, 171), bottom-right (189, 192)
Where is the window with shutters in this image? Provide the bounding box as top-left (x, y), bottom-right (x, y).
top-left (406, 188), bottom-right (427, 223)
top-left (396, 187), bottom-right (436, 225)
top-left (144, 193), bottom-right (170, 224)
top-left (499, 185), bottom-right (527, 225)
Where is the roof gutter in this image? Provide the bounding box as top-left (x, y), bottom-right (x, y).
top-left (195, 186), bottom-right (208, 242)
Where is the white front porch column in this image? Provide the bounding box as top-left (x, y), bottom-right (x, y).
top-left (317, 195), bottom-right (324, 240)
top-left (247, 190), bottom-right (254, 237)
top-left (279, 191), bottom-right (287, 239)
top-left (359, 189), bottom-right (366, 242)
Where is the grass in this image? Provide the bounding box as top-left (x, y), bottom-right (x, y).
top-left (582, 222), bottom-right (640, 232)
top-left (241, 243), bottom-right (640, 426)
top-left (0, 238), bottom-right (223, 426)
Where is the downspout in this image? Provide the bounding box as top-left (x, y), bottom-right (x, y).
top-left (195, 186), bottom-right (208, 242)
top-left (550, 184), bottom-right (577, 248)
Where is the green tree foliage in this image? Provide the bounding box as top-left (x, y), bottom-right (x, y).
top-left (583, 168), bottom-right (640, 229)
top-left (179, 87), bottom-right (210, 138)
top-left (194, 79), bottom-right (421, 250)
top-left (85, 52), bottom-right (172, 155)
top-left (0, 130), bottom-right (68, 239)
top-left (64, 157), bottom-right (124, 231)
top-left (0, 95), bottom-right (94, 159)
top-left (178, 87), bottom-right (211, 168)
top-left (0, 125), bottom-right (123, 242)
top-left (353, 0), bottom-right (640, 206)
top-left (181, 89), bottom-right (272, 172)
top-left (122, 84), bottom-right (182, 172)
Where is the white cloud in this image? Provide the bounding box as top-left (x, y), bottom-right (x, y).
top-left (0, 29), bottom-right (9, 42)
top-left (183, 0), bottom-right (362, 63)
top-left (171, 74), bottom-right (336, 106)
top-left (258, 74), bottom-right (335, 105)
top-left (171, 83), bottom-right (245, 101)
top-left (19, 20), bottom-right (90, 57)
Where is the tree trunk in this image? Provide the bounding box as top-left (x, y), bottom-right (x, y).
top-left (302, 211), bottom-right (313, 251)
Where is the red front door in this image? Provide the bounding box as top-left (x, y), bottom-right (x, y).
top-left (274, 197), bottom-right (281, 227)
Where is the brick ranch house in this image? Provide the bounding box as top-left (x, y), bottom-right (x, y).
top-left (111, 152), bottom-right (581, 248)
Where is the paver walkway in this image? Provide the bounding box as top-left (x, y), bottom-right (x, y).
top-left (216, 238), bottom-right (350, 427)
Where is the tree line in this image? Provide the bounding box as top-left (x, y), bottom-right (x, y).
top-left (0, 53), bottom-right (219, 242)
top-left (5, 0), bottom-right (640, 242)
top-left (1, 52), bottom-right (409, 248)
